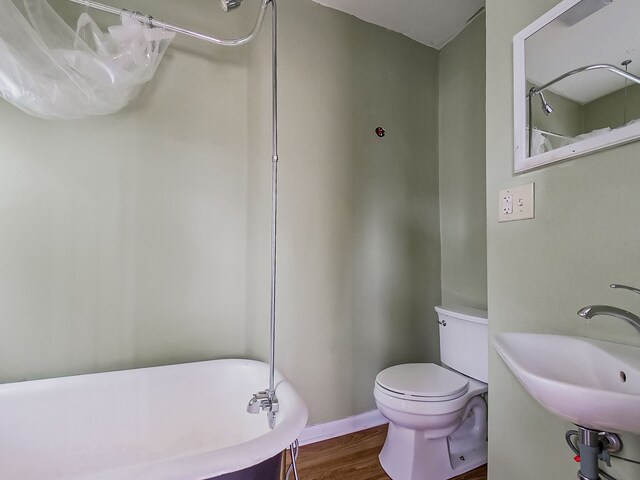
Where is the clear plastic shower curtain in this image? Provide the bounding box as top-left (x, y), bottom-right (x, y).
top-left (0, 0), bottom-right (175, 119)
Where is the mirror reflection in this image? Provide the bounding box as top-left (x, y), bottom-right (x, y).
top-left (525, 0), bottom-right (640, 157)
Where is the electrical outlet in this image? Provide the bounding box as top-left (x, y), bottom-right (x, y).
top-left (498, 183), bottom-right (534, 222)
top-left (501, 193), bottom-right (513, 214)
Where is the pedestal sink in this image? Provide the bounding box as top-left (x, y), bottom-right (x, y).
top-left (493, 333), bottom-right (640, 435)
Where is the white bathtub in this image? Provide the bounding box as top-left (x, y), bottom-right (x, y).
top-left (0, 359), bottom-right (308, 480)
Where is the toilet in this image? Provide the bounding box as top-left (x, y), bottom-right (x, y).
top-left (374, 305), bottom-right (488, 480)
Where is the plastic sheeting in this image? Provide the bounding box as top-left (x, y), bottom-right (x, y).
top-left (0, 0), bottom-right (175, 119)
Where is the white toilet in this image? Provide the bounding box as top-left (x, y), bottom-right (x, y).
top-left (374, 305), bottom-right (488, 480)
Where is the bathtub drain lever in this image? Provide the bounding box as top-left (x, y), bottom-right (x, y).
top-left (247, 390), bottom-right (279, 428)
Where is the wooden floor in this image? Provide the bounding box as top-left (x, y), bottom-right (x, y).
top-left (283, 424), bottom-right (487, 480)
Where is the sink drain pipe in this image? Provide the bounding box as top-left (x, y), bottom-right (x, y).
top-left (566, 427), bottom-right (621, 480)
top-left (577, 428), bottom-right (603, 480)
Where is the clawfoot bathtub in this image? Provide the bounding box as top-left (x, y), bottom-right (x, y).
top-left (0, 359), bottom-right (307, 479)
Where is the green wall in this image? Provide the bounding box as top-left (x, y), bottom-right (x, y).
top-left (1, 0), bottom-right (256, 379)
top-left (0, 0), bottom-right (441, 425)
top-left (439, 13), bottom-right (488, 309)
top-left (486, 1), bottom-right (640, 478)
top-left (528, 83), bottom-right (584, 138)
top-left (585, 83), bottom-right (640, 132)
top-left (245, 0), bottom-right (442, 423)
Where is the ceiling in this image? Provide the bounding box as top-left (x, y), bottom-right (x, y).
top-left (310, 0), bottom-right (485, 50)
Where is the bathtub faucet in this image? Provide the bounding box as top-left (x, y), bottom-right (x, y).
top-left (247, 390), bottom-right (279, 428)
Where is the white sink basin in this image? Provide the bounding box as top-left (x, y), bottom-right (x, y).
top-left (493, 333), bottom-right (640, 434)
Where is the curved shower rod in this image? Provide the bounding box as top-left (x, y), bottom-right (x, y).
top-left (527, 64), bottom-right (640, 157)
top-left (529, 64), bottom-right (640, 97)
top-left (67, 0), bottom-right (271, 46)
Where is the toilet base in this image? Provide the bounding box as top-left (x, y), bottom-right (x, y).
top-left (378, 397), bottom-right (487, 480)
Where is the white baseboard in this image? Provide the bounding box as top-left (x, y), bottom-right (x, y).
top-left (298, 409), bottom-right (388, 446)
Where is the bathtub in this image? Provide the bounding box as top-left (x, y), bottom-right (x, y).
top-left (0, 359), bottom-right (308, 480)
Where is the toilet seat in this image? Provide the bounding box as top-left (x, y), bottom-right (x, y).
top-left (375, 363), bottom-right (469, 402)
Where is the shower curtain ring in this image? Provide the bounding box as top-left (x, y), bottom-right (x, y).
top-left (130, 11), bottom-right (143, 24)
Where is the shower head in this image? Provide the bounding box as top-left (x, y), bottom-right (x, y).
top-left (538, 91), bottom-right (554, 116)
top-left (221, 0), bottom-right (243, 11)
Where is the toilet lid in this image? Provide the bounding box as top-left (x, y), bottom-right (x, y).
top-left (375, 364), bottom-right (469, 401)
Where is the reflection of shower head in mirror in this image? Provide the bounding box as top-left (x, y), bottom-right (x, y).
top-left (538, 91), bottom-right (554, 116)
top-left (221, 0), bottom-right (243, 12)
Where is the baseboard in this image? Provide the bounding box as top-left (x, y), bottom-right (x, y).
top-left (298, 409), bottom-right (388, 446)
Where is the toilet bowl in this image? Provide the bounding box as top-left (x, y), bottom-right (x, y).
top-left (374, 306), bottom-right (488, 480)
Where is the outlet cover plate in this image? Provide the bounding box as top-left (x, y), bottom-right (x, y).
top-left (498, 183), bottom-right (534, 222)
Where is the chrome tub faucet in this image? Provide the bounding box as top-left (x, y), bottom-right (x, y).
top-left (247, 390), bottom-right (279, 429)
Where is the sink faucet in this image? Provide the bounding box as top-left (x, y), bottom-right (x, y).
top-left (577, 305), bottom-right (640, 336)
top-left (577, 283), bottom-right (640, 336)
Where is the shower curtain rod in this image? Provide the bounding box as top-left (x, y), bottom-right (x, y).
top-left (528, 64), bottom-right (640, 156)
top-left (66, 0), bottom-right (270, 46)
top-left (529, 64), bottom-right (640, 98)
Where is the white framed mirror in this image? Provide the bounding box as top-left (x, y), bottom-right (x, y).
top-left (514, 0), bottom-right (640, 173)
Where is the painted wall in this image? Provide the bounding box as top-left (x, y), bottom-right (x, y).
top-left (528, 83), bottom-right (584, 137)
top-left (439, 14), bottom-right (487, 309)
top-left (486, 1), bottom-right (640, 479)
top-left (0, 0), bottom-right (441, 425)
top-left (584, 83), bottom-right (640, 132)
top-left (245, 0), bottom-right (442, 423)
top-left (0, 0), bottom-right (256, 380)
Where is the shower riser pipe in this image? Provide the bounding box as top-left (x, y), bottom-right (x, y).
top-left (268, 0), bottom-right (278, 403)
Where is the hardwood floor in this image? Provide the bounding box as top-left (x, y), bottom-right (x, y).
top-left (283, 424), bottom-right (487, 480)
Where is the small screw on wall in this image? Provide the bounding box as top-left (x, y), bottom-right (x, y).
top-left (375, 127), bottom-right (385, 138)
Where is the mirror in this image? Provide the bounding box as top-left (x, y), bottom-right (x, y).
top-left (513, 0), bottom-right (640, 172)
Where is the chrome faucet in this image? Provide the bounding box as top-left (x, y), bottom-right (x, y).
top-left (610, 283), bottom-right (640, 295)
top-left (577, 283), bottom-right (640, 336)
top-left (577, 305), bottom-right (640, 335)
top-left (247, 390), bottom-right (279, 429)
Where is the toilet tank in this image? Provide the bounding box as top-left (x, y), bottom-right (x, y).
top-left (435, 305), bottom-right (488, 383)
